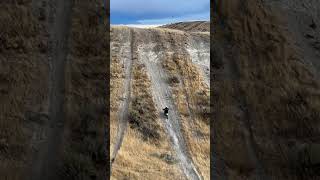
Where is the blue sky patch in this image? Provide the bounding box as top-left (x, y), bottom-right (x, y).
top-left (111, 0), bottom-right (210, 25)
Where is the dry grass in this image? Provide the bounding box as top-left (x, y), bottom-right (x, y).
top-left (60, 1), bottom-right (108, 178)
top-left (0, 3), bottom-right (46, 54)
top-left (111, 54), bottom-right (183, 179)
top-left (153, 27), bottom-right (187, 35)
top-left (1, 1), bottom-right (107, 178)
top-left (213, 0), bottom-right (320, 179)
top-left (160, 21), bottom-right (210, 32)
top-left (111, 127), bottom-right (183, 180)
top-left (161, 51), bottom-right (210, 179)
top-left (110, 27), bottom-right (129, 156)
top-left (128, 63), bottom-right (162, 142)
top-left (0, 1), bottom-right (49, 178)
top-left (110, 56), bottom-right (125, 111)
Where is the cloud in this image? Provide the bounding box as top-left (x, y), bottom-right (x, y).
top-left (137, 11), bottom-right (210, 25)
top-left (111, 0), bottom-right (209, 24)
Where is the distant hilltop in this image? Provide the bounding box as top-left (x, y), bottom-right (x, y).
top-left (160, 21), bottom-right (210, 32)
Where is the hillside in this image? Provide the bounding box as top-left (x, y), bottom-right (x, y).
top-left (160, 21), bottom-right (210, 32)
top-left (0, 2), bottom-right (49, 178)
top-left (212, 0), bottom-right (320, 179)
top-left (0, 1), bottom-right (108, 179)
top-left (110, 26), bottom-right (210, 179)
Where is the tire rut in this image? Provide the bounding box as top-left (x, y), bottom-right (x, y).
top-left (142, 52), bottom-right (202, 180)
top-left (31, 0), bottom-right (73, 179)
top-left (111, 29), bottom-right (134, 166)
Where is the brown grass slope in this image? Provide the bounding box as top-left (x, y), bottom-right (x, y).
top-left (0, 1), bottom-right (49, 179)
top-left (111, 58), bottom-right (182, 180)
top-left (213, 0), bottom-right (320, 179)
top-left (160, 21), bottom-right (210, 32)
top-left (111, 27), bottom-right (184, 179)
top-left (110, 26), bottom-right (130, 162)
top-left (128, 63), bottom-right (162, 142)
top-left (0, 0), bottom-right (108, 179)
top-left (135, 27), bottom-right (210, 179)
top-left (161, 48), bottom-right (210, 179)
top-left (59, 1), bottom-right (108, 179)
top-left (111, 26), bottom-right (210, 179)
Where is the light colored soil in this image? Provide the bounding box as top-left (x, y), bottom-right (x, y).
top-left (111, 28), bottom-right (134, 165)
top-left (111, 25), bottom-right (210, 179)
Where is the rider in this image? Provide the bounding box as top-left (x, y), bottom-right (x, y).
top-left (163, 107), bottom-right (169, 115)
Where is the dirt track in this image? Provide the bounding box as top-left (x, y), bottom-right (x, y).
top-left (143, 56), bottom-right (202, 180)
top-left (135, 30), bottom-right (203, 179)
top-left (110, 26), bottom-right (209, 179)
top-left (111, 28), bottom-right (134, 165)
top-left (31, 0), bottom-right (72, 179)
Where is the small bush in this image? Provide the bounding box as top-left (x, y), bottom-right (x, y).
top-left (60, 152), bottom-right (96, 180)
top-left (168, 75), bottom-right (180, 85)
top-left (129, 106), bottom-right (160, 142)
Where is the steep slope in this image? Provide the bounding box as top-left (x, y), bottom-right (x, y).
top-left (110, 27), bottom-right (133, 164)
top-left (213, 0), bottom-right (320, 179)
top-left (31, 0), bottom-right (73, 179)
top-left (0, 2), bottom-right (49, 178)
top-left (0, 1), bottom-right (108, 179)
top-left (111, 26), bottom-right (210, 179)
top-left (57, 1), bottom-right (108, 179)
top-left (264, 0), bottom-right (320, 77)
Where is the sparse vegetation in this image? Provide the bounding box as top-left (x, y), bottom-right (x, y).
top-left (167, 74), bottom-right (180, 85)
top-left (111, 27), bottom-right (187, 179)
top-left (0, 4), bottom-right (40, 53)
top-left (60, 151), bottom-right (97, 180)
top-left (111, 126), bottom-right (182, 180)
top-left (213, 0), bottom-right (320, 179)
top-left (160, 32), bottom-right (210, 179)
top-left (110, 56), bottom-right (125, 111)
top-left (0, 1), bottom-right (48, 179)
top-left (61, 0), bottom-right (108, 178)
top-left (150, 152), bottom-right (178, 164)
top-left (160, 21), bottom-right (210, 32)
top-left (129, 63), bottom-right (161, 143)
top-left (163, 52), bottom-right (210, 124)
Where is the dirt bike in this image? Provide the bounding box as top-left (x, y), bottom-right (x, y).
top-left (163, 107), bottom-right (169, 119)
top-left (164, 111), bottom-right (168, 119)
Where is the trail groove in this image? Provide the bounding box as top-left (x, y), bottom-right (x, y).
top-left (111, 29), bottom-right (134, 165)
top-left (31, 0), bottom-right (73, 179)
top-left (142, 52), bottom-right (202, 180)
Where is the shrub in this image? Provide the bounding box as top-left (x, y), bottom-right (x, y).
top-left (168, 75), bottom-right (180, 85)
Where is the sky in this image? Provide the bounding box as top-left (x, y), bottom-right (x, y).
top-left (110, 0), bottom-right (210, 25)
